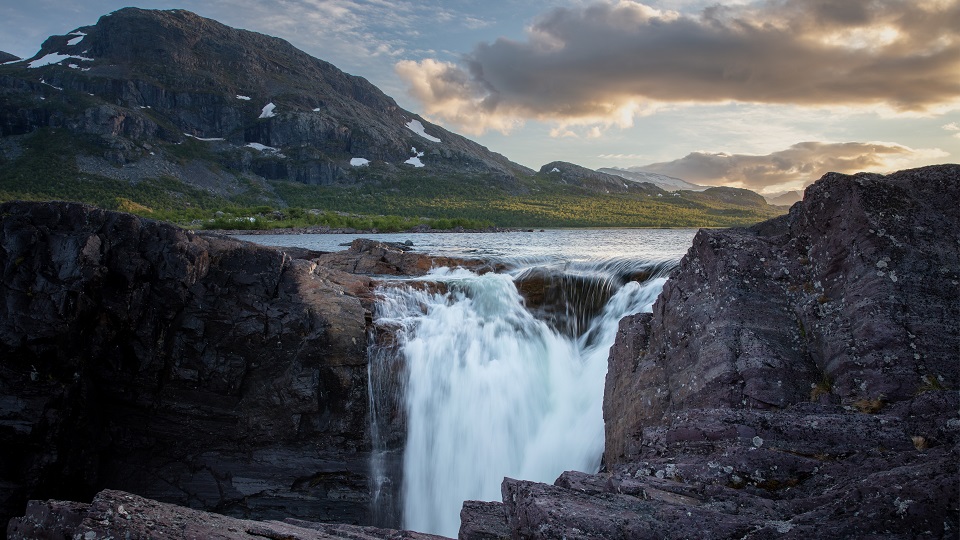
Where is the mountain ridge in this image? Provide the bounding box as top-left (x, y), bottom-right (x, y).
top-left (2, 8), bottom-right (531, 186)
top-left (0, 8), bottom-right (785, 228)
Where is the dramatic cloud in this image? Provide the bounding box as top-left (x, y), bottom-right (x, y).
top-left (397, 0), bottom-right (960, 133)
top-left (634, 141), bottom-right (949, 192)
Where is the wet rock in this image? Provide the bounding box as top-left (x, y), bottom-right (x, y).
top-left (315, 239), bottom-right (490, 277)
top-left (457, 501), bottom-right (509, 540)
top-left (7, 489), bottom-right (452, 540)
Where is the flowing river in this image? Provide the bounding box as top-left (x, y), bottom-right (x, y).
top-left (238, 229), bottom-right (697, 537)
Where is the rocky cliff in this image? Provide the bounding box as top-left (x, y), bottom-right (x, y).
top-left (459, 164), bottom-right (960, 538)
top-left (0, 8), bottom-right (530, 191)
top-left (4, 165), bottom-right (959, 539)
top-left (0, 201), bottom-right (479, 531)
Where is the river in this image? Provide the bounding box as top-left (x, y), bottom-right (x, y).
top-left (237, 229), bottom-right (697, 537)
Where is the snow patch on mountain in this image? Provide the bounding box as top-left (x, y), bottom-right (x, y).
top-left (184, 133), bottom-right (225, 142)
top-left (598, 167), bottom-right (706, 191)
top-left (28, 53), bottom-right (94, 68)
top-left (405, 146), bottom-right (425, 167)
top-left (67, 32), bottom-right (86, 46)
top-left (259, 103), bottom-right (276, 119)
top-left (406, 119), bottom-right (441, 143)
top-left (246, 142), bottom-right (284, 157)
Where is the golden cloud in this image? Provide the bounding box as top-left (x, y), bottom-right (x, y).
top-left (397, 0), bottom-right (960, 132)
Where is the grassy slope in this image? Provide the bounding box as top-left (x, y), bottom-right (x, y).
top-left (0, 129), bottom-right (784, 230)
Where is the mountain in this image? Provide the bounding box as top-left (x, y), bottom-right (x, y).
top-left (598, 167), bottom-right (706, 191)
top-left (765, 190), bottom-right (803, 206)
top-left (0, 8), bottom-right (530, 192)
top-left (0, 51), bottom-right (19, 63)
top-left (690, 186), bottom-right (769, 208)
top-left (539, 161), bottom-right (662, 195)
top-left (0, 8), bottom-right (785, 229)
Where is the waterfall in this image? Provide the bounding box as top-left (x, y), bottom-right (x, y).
top-left (369, 261), bottom-right (670, 537)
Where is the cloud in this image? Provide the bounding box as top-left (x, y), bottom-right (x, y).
top-left (944, 122), bottom-right (960, 131)
top-left (397, 0), bottom-right (960, 133)
top-left (633, 141), bottom-right (949, 192)
top-left (205, 0), bottom-right (486, 78)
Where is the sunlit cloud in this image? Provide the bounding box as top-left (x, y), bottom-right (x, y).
top-left (397, 0), bottom-right (960, 133)
top-left (633, 141), bottom-right (950, 193)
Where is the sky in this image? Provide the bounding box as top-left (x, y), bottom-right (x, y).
top-left (1, 0), bottom-right (958, 194)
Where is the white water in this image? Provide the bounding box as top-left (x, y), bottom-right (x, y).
top-left (372, 266), bottom-right (667, 537)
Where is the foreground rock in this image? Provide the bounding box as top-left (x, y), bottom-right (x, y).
top-left (316, 238), bottom-right (493, 277)
top-left (0, 202), bottom-right (476, 529)
top-left (7, 489), bottom-right (448, 540)
top-left (460, 165), bottom-right (960, 539)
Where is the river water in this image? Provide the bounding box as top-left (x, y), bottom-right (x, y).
top-left (237, 229), bottom-right (697, 537)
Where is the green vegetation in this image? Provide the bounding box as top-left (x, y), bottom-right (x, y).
top-left (0, 128), bottom-right (785, 231)
top-left (270, 167), bottom-right (784, 229)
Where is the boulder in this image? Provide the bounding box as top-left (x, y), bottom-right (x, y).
top-left (605, 164), bottom-right (960, 463)
top-left (7, 489), bottom-right (450, 540)
top-left (316, 239), bottom-right (491, 277)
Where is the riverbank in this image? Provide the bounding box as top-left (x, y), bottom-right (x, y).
top-left (208, 224), bottom-right (542, 235)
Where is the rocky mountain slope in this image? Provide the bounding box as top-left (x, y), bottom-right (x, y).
top-left (538, 161), bottom-right (662, 194)
top-left (0, 8), bottom-right (530, 193)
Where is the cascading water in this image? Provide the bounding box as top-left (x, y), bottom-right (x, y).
top-left (369, 260), bottom-right (672, 537)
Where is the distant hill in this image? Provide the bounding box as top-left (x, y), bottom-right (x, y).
top-left (690, 186), bottom-right (770, 208)
top-left (540, 161), bottom-right (661, 195)
top-left (765, 190), bottom-right (803, 206)
top-left (0, 51), bottom-right (18, 63)
top-left (598, 167), bottom-right (706, 192)
top-left (0, 8), bottom-right (785, 229)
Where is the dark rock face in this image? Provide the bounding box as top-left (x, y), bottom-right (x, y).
top-left (605, 164), bottom-right (960, 458)
top-left (7, 489), bottom-right (450, 540)
top-left (0, 201), bottom-right (377, 525)
top-left (0, 52), bottom-right (18, 64)
top-left (459, 165), bottom-right (960, 539)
